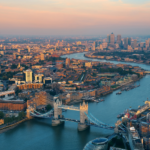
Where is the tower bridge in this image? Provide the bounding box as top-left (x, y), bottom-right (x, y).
top-left (27, 99), bottom-right (117, 131)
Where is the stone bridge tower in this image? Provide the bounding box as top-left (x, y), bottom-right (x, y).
top-left (78, 101), bottom-right (90, 131)
top-left (52, 99), bottom-right (64, 126)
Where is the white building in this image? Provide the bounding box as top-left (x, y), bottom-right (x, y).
top-left (24, 69), bottom-right (33, 83)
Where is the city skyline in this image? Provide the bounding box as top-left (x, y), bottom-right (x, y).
top-left (0, 0), bottom-right (150, 36)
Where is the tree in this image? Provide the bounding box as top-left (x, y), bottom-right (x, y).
top-left (0, 111), bottom-right (4, 119)
top-left (18, 111), bottom-right (26, 120)
top-left (11, 64), bottom-right (17, 69)
top-left (46, 104), bottom-right (52, 111)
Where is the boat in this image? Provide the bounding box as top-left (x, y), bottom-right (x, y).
top-left (116, 91), bottom-right (122, 95)
top-left (93, 100), bottom-right (99, 103)
top-left (117, 113), bottom-right (124, 118)
top-left (62, 109), bottom-right (67, 112)
top-left (99, 98), bottom-right (104, 102)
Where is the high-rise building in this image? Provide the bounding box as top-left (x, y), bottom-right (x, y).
top-left (146, 39), bottom-right (150, 48)
top-left (34, 74), bottom-right (44, 83)
top-left (41, 53), bottom-right (45, 60)
top-left (92, 42), bottom-right (96, 50)
top-left (124, 38), bottom-right (128, 49)
top-left (110, 33), bottom-right (115, 44)
top-left (117, 35), bottom-right (121, 44)
top-left (24, 69), bottom-right (33, 83)
top-left (3, 46), bottom-right (5, 50)
top-left (95, 41), bottom-right (98, 48)
top-left (128, 38), bottom-right (132, 45)
top-left (13, 54), bottom-right (16, 60)
top-left (28, 47), bottom-right (30, 53)
top-left (133, 39), bottom-right (137, 49)
top-left (65, 58), bottom-right (70, 67)
top-left (107, 35), bottom-right (110, 43)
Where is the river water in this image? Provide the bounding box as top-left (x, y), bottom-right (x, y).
top-left (1, 52), bottom-right (150, 150)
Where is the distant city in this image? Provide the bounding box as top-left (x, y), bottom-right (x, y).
top-left (0, 34), bottom-right (150, 150)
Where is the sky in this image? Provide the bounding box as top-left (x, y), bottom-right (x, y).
top-left (0, 0), bottom-right (150, 36)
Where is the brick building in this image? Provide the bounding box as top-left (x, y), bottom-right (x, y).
top-left (0, 100), bottom-right (27, 111)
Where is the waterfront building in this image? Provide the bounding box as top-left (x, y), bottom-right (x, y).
top-left (0, 119), bottom-right (4, 125)
top-left (0, 100), bottom-right (27, 111)
top-left (65, 58), bottom-right (70, 67)
top-left (24, 69), bottom-right (33, 83)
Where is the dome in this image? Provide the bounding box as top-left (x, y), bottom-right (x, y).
top-left (83, 138), bottom-right (108, 150)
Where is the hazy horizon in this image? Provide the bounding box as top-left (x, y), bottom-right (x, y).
top-left (0, 0), bottom-right (150, 36)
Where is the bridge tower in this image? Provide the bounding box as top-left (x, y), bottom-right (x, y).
top-left (78, 101), bottom-right (90, 131)
top-left (26, 106), bottom-right (34, 119)
top-left (52, 99), bottom-right (64, 126)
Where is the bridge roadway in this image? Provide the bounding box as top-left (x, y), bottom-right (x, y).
top-left (30, 108), bottom-right (115, 130)
top-left (53, 117), bottom-right (115, 130)
top-left (30, 112), bottom-right (115, 130)
top-left (58, 105), bottom-right (80, 111)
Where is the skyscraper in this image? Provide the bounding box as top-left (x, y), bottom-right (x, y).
top-left (28, 47), bottom-right (30, 53)
top-left (128, 38), bottom-right (132, 45)
top-left (107, 35), bottom-right (110, 43)
top-left (41, 53), bottom-right (45, 60)
top-left (124, 38), bottom-right (128, 49)
top-left (133, 39), bottom-right (137, 49)
top-left (110, 33), bottom-right (115, 44)
top-left (24, 69), bottom-right (33, 83)
top-left (117, 35), bottom-right (121, 44)
top-left (146, 39), bottom-right (150, 48)
top-left (65, 58), bottom-right (70, 67)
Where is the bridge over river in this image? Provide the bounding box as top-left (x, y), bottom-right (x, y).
top-left (27, 99), bottom-right (118, 131)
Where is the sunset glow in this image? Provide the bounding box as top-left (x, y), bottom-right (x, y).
top-left (0, 0), bottom-right (150, 35)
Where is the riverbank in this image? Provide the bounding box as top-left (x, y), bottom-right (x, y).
top-left (84, 53), bottom-right (150, 66)
top-left (66, 77), bottom-right (142, 105)
top-left (0, 118), bottom-right (28, 133)
top-left (111, 76), bottom-right (143, 91)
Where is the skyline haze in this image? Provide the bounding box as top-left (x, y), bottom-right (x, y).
top-left (0, 0), bottom-right (150, 36)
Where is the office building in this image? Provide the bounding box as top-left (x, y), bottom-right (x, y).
top-left (146, 40), bottom-right (150, 48)
top-left (110, 33), bottom-right (115, 44)
top-left (41, 53), bottom-right (45, 60)
top-left (128, 38), bottom-right (132, 45)
top-left (34, 74), bottom-right (44, 83)
top-left (107, 34), bottom-right (110, 43)
top-left (24, 69), bottom-right (33, 83)
top-left (28, 47), bottom-right (30, 53)
top-left (65, 58), bottom-right (70, 67)
top-left (117, 35), bottom-right (121, 44)
top-left (133, 39), bottom-right (137, 49)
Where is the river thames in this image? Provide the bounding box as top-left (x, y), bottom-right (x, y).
top-left (1, 52), bottom-right (150, 150)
